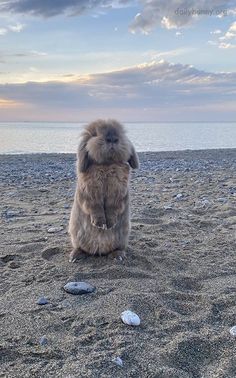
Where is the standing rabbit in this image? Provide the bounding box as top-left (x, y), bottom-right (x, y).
top-left (69, 119), bottom-right (139, 262)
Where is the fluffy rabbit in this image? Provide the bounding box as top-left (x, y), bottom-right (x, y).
top-left (68, 119), bottom-right (139, 262)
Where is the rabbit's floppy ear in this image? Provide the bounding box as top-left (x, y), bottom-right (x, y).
top-left (77, 135), bottom-right (91, 173)
top-left (128, 144), bottom-right (139, 169)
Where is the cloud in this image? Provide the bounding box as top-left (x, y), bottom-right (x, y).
top-left (0, 0), bottom-right (131, 17)
top-left (219, 42), bottom-right (236, 49)
top-left (142, 48), bottom-right (194, 60)
top-left (30, 50), bottom-right (48, 56)
top-left (0, 1), bottom-right (235, 33)
top-left (129, 1), bottom-right (234, 33)
top-left (207, 40), bottom-right (218, 46)
top-left (0, 97), bottom-right (21, 107)
top-left (0, 22), bottom-right (25, 36)
top-left (8, 22), bottom-right (25, 32)
top-left (220, 21), bottom-right (236, 40)
top-left (0, 60), bottom-right (235, 121)
top-left (210, 29), bottom-right (222, 34)
top-left (0, 28), bottom-right (8, 36)
top-left (212, 21), bottom-right (236, 49)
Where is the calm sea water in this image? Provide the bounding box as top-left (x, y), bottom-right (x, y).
top-left (0, 122), bottom-right (236, 154)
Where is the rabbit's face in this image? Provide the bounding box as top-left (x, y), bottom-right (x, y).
top-left (86, 121), bottom-right (131, 164)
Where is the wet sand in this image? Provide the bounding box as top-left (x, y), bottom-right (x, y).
top-left (0, 149), bottom-right (236, 377)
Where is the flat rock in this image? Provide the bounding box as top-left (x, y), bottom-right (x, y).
top-left (47, 226), bottom-right (63, 233)
top-left (37, 297), bottom-right (49, 305)
top-left (63, 281), bottom-right (96, 295)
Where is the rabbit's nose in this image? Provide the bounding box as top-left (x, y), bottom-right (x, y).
top-left (106, 136), bottom-right (118, 144)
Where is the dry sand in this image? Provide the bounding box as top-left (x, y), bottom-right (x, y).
top-left (0, 149), bottom-right (236, 378)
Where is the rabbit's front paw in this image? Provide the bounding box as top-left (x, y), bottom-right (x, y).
top-left (91, 215), bottom-right (107, 230)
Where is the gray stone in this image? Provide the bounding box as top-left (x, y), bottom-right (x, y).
top-left (39, 336), bottom-right (48, 346)
top-left (64, 281), bottom-right (96, 295)
top-left (37, 297), bottom-right (49, 305)
top-left (113, 357), bottom-right (123, 367)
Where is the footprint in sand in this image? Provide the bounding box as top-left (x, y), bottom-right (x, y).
top-left (41, 246), bottom-right (62, 262)
top-left (0, 254), bottom-right (21, 269)
top-left (168, 336), bottom-right (217, 377)
top-left (0, 254), bottom-right (19, 263)
top-left (171, 276), bottom-right (202, 292)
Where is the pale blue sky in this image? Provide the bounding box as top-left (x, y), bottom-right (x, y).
top-left (0, 0), bottom-right (236, 121)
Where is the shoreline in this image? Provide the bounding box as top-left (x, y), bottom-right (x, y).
top-left (1, 146), bottom-right (236, 157)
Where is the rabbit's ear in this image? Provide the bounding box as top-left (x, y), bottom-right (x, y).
top-left (128, 144), bottom-right (139, 169)
top-left (77, 139), bottom-right (91, 173)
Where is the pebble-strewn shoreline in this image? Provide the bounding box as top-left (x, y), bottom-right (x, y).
top-left (0, 149), bottom-right (236, 378)
top-left (1, 148), bottom-right (236, 185)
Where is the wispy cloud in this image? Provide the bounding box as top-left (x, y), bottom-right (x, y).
top-left (8, 22), bottom-right (25, 32)
top-left (0, 28), bottom-right (8, 36)
top-left (209, 21), bottom-right (236, 49)
top-left (210, 29), bottom-right (222, 34)
top-left (0, 60), bottom-right (235, 120)
top-left (142, 48), bottom-right (194, 60)
top-left (219, 21), bottom-right (236, 40)
top-left (219, 42), bottom-right (236, 49)
top-left (0, 22), bottom-right (25, 36)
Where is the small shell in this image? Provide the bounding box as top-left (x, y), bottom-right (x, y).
top-left (64, 281), bottom-right (96, 295)
top-left (121, 310), bottom-right (140, 326)
top-left (229, 325), bottom-right (236, 336)
top-left (113, 357), bottom-right (123, 367)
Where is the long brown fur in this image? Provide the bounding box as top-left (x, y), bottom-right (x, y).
top-left (68, 119), bottom-right (139, 262)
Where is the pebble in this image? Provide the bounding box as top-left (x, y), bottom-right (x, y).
top-left (8, 261), bottom-right (20, 269)
top-left (229, 326), bottom-right (236, 336)
top-left (47, 226), bottom-right (63, 233)
top-left (39, 336), bottom-right (48, 346)
top-left (37, 297), bottom-right (49, 305)
top-left (164, 205), bottom-right (173, 210)
top-left (175, 193), bottom-right (183, 200)
top-left (201, 199), bottom-right (211, 206)
top-left (63, 281), bottom-right (96, 295)
top-left (113, 357), bottom-right (123, 367)
top-left (121, 310), bottom-right (141, 326)
top-left (6, 210), bottom-right (20, 218)
top-left (217, 197), bottom-right (227, 203)
top-left (38, 187), bottom-right (49, 193)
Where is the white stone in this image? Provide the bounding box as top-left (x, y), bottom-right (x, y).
top-left (47, 226), bottom-right (63, 233)
top-left (113, 357), bottom-right (123, 367)
top-left (121, 310), bottom-right (140, 326)
top-left (164, 205), bottom-right (173, 210)
top-left (229, 325), bottom-right (236, 336)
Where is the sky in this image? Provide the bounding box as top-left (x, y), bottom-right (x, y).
top-left (0, 0), bottom-right (236, 122)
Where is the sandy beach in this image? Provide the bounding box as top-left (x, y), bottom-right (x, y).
top-left (0, 149), bottom-right (236, 378)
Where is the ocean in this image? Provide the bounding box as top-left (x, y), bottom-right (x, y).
top-left (0, 122), bottom-right (236, 154)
